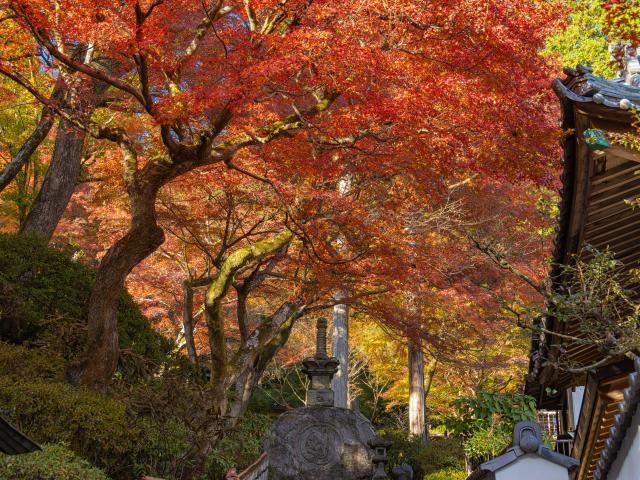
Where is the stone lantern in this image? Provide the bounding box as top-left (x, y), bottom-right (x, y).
top-left (466, 421), bottom-right (579, 480)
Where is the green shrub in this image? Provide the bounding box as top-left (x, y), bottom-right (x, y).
top-left (0, 233), bottom-right (172, 369)
top-left (0, 378), bottom-right (137, 465)
top-left (464, 426), bottom-right (511, 461)
top-left (0, 443), bottom-right (111, 480)
top-left (205, 412), bottom-right (274, 479)
top-left (380, 430), bottom-right (425, 477)
top-left (424, 467), bottom-right (467, 480)
top-left (380, 431), bottom-right (465, 480)
top-left (416, 436), bottom-right (465, 475)
top-left (446, 392), bottom-right (537, 466)
top-left (0, 343), bottom-right (65, 382)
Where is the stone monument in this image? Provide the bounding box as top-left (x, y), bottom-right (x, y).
top-left (264, 318), bottom-right (378, 480)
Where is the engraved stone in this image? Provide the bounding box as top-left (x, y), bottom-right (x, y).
top-left (264, 406), bottom-right (376, 480)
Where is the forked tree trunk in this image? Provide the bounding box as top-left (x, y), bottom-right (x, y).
top-left (331, 301), bottom-right (349, 408)
top-left (408, 340), bottom-right (427, 442)
top-left (78, 186), bottom-right (164, 388)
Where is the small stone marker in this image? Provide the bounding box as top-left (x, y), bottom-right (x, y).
top-left (391, 463), bottom-right (413, 480)
top-left (264, 318), bottom-right (378, 480)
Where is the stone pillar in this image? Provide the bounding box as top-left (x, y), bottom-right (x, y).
top-left (302, 318), bottom-right (339, 407)
top-left (332, 302), bottom-right (349, 408)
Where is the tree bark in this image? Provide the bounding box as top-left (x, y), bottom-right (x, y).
top-left (77, 184), bottom-right (164, 388)
top-left (408, 340), bottom-right (427, 443)
top-left (182, 281), bottom-right (199, 368)
top-left (331, 300), bottom-right (349, 408)
top-left (20, 79), bottom-right (107, 241)
top-left (19, 118), bottom-right (86, 240)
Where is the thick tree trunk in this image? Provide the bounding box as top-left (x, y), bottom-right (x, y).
top-left (78, 186), bottom-right (164, 388)
top-left (20, 78), bottom-right (107, 241)
top-left (331, 301), bottom-right (349, 408)
top-left (19, 119), bottom-right (86, 240)
top-left (408, 340), bottom-right (427, 443)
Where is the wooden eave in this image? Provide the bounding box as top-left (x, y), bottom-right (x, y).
top-left (571, 365), bottom-right (634, 480)
top-left (526, 66), bottom-right (640, 406)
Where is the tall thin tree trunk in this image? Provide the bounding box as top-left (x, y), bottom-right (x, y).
top-left (331, 300), bottom-right (349, 408)
top-left (0, 108), bottom-right (55, 193)
top-left (408, 340), bottom-right (427, 443)
top-left (20, 119), bottom-right (86, 240)
top-left (424, 355), bottom-right (437, 401)
top-left (182, 281), bottom-right (199, 369)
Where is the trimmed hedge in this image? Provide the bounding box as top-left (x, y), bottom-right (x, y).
top-left (0, 344), bottom-right (194, 479)
top-left (0, 443), bottom-right (111, 480)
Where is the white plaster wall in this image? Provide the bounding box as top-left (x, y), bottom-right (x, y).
top-left (608, 406), bottom-right (640, 480)
top-left (495, 454), bottom-right (570, 480)
top-left (571, 386), bottom-right (585, 431)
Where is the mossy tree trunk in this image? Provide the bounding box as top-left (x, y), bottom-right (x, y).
top-left (203, 230), bottom-right (294, 403)
top-left (187, 230), bottom-right (311, 465)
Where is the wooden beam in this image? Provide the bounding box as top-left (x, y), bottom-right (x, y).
top-left (591, 161), bottom-right (640, 186)
top-left (584, 210), bottom-right (640, 238)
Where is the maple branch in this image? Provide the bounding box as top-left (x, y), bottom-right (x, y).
top-left (210, 92), bottom-right (338, 162)
top-left (243, 0), bottom-right (258, 31)
top-left (0, 105), bottom-right (55, 192)
top-left (142, 0), bottom-right (166, 20)
top-left (0, 65), bottom-right (90, 132)
top-left (14, 6), bottom-right (147, 107)
top-left (467, 231), bottom-right (546, 296)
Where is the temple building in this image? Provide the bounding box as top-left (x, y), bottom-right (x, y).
top-left (526, 58), bottom-right (640, 480)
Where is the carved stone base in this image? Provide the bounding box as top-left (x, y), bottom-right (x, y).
top-left (264, 406), bottom-right (376, 480)
top-left (306, 389), bottom-right (334, 407)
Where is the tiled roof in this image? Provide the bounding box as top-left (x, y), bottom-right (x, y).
top-left (593, 356), bottom-right (640, 479)
top-left (0, 416), bottom-right (41, 455)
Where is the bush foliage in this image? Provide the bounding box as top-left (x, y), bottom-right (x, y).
top-left (0, 443), bottom-right (111, 480)
top-left (381, 431), bottom-right (466, 480)
top-left (0, 233), bottom-right (172, 368)
top-left (447, 392), bottom-right (537, 465)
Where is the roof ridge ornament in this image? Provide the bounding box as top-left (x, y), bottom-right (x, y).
top-left (513, 421), bottom-right (541, 453)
